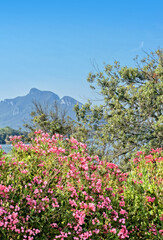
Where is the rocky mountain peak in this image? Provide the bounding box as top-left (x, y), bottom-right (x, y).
top-left (29, 88), bottom-right (41, 95)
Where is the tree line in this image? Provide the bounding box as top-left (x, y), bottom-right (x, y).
top-left (0, 127), bottom-right (27, 144)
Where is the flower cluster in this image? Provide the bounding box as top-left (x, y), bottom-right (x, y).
top-left (0, 131), bottom-right (129, 239)
top-left (124, 148), bottom-right (163, 239)
top-left (0, 131), bottom-right (162, 239)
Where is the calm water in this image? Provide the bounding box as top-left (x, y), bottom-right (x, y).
top-left (1, 144), bottom-right (12, 153)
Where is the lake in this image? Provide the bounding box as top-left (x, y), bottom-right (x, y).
top-left (0, 144), bottom-right (12, 153)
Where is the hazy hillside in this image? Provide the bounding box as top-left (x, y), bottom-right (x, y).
top-left (0, 88), bottom-right (82, 129)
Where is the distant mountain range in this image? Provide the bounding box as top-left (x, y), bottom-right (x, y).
top-left (0, 88), bottom-right (82, 129)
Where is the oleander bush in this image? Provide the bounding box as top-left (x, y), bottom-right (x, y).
top-left (123, 149), bottom-right (163, 239)
top-left (0, 131), bottom-right (162, 239)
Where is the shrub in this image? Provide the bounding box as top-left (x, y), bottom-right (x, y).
top-left (0, 133), bottom-right (162, 239)
top-left (0, 131), bottom-right (128, 239)
top-left (123, 149), bottom-right (163, 239)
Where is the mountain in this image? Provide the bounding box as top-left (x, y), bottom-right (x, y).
top-left (0, 88), bottom-right (82, 129)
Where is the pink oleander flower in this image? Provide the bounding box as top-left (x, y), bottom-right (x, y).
top-left (120, 209), bottom-right (127, 215)
top-left (37, 163), bottom-right (45, 167)
top-left (118, 225), bottom-right (129, 239)
top-left (51, 223), bottom-right (58, 228)
top-left (119, 201), bottom-right (125, 207)
top-left (149, 225), bottom-right (157, 235)
top-left (136, 151), bottom-right (145, 156)
top-left (93, 229), bottom-right (100, 234)
top-left (34, 189), bottom-right (39, 194)
top-left (110, 228), bottom-right (116, 234)
top-left (159, 230), bottom-right (163, 236)
top-left (69, 199), bottom-right (77, 207)
top-left (88, 203), bottom-right (96, 212)
top-left (119, 218), bottom-right (126, 224)
top-left (106, 187), bottom-right (113, 191)
top-left (12, 212), bottom-right (18, 219)
top-left (146, 196), bottom-right (155, 203)
top-left (20, 170), bottom-right (28, 174)
top-left (0, 221), bottom-right (4, 227)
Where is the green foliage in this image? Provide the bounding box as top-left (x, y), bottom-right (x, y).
top-left (123, 149), bottom-right (163, 239)
top-left (74, 49), bottom-right (163, 167)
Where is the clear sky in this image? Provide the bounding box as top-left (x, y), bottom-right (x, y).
top-left (0, 0), bottom-right (162, 103)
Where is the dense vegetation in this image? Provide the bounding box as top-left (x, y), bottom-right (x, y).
top-left (0, 132), bottom-right (162, 239)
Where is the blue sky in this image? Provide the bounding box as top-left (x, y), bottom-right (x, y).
top-left (0, 0), bottom-right (162, 103)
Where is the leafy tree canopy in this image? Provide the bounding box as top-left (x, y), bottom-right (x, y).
top-left (74, 49), bottom-right (163, 167)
